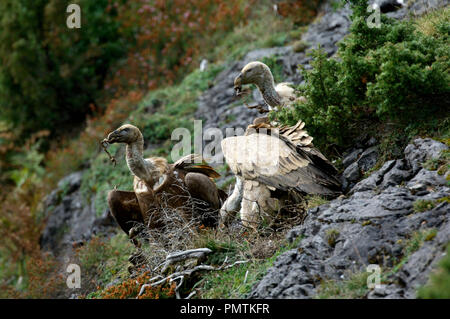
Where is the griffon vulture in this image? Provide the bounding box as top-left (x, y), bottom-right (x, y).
top-left (219, 62), bottom-right (341, 229)
top-left (233, 61), bottom-right (306, 111)
top-left (102, 124), bottom-right (225, 245)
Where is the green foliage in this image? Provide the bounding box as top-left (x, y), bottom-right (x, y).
top-left (271, 1), bottom-right (450, 152)
top-left (325, 229), bottom-right (340, 248)
top-left (8, 143), bottom-right (45, 188)
top-left (76, 233), bottom-right (134, 288)
top-left (207, 2), bottom-right (295, 62)
top-left (413, 199), bottom-right (436, 213)
top-left (81, 146), bottom-right (133, 217)
top-left (132, 64), bottom-right (224, 145)
top-left (316, 271), bottom-right (370, 299)
top-left (305, 195), bottom-right (330, 209)
top-left (200, 237), bottom-right (301, 298)
top-left (261, 55), bottom-right (284, 83)
top-left (0, 0), bottom-right (125, 139)
top-left (418, 243), bottom-right (450, 299)
top-left (385, 228), bottom-right (438, 278)
top-left (422, 149), bottom-right (450, 176)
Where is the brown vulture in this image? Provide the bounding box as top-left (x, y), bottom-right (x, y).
top-left (102, 124), bottom-right (225, 245)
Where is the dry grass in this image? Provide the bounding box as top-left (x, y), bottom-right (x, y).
top-left (415, 6), bottom-right (450, 36)
top-left (84, 182), bottom-right (311, 298)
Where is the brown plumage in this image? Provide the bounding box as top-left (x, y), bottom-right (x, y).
top-left (103, 124), bottom-right (225, 244)
top-left (220, 118), bottom-right (341, 229)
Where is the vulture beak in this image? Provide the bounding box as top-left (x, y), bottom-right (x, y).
top-left (234, 73), bottom-right (243, 96)
top-left (104, 130), bottom-right (119, 144)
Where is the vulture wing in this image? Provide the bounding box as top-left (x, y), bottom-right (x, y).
top-left (174, 153), bottom-right (221, 179)
top-left (221, 127), bottom-right (341, 197)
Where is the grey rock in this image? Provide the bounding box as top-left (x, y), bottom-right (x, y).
top-left (367, 284), bottom-right (403, 299)
top-left (366, 137), bottom-right (378, 147)
top-left (350, 160), bottom-right (395, 193)
top-left (407, 168), bottom-right (447, 188)
top-left (343, 149), bottom-right (363, 168)
top-left (375, 0), bottom-right (403, 13)
top-left (302, 5), bottom-right (352, 56)
top-left (343, 162), bottom-right (361, 182)
top-left (40, 170), bottom-right (118, 256)
top-left (398, 219), bottom-right (450, 298)
top-left (357, 146), bottom-right (378, 172)
top-left (57, 171), bottom-right (83, 194)
top-left (250, 138), bottom-right (449, 299)
top-left (379, 159), bottom-right (412, 189)
top-left (404, 138), bottom-right (447, 174)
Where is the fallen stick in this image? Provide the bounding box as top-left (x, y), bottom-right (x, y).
top-left (160, 248), bottom-right (212, 273)
top-left (138, 260), bottom-right (248, 298)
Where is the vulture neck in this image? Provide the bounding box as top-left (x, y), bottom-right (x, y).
top-left (125, 135), bottom-right (159, 186)
top-left (257, 72), bottom-right (282, 108)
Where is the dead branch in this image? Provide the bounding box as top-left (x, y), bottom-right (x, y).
top-left (100, 140), bottom-right (117, 166)
top-left (160, 248), bottom-right (212, 273)
top-left (137, 259), bottom-right (248, 298)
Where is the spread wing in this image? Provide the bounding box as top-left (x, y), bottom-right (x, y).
top-left (221, 130), bottom-right (341, 197)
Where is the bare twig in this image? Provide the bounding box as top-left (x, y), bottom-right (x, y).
top-left (161, 248), bottom-right (212, 273)
top-left (137, 259), bottom-right (248, 298)
top-left (100, 140), bottom-right (117, 166)
top-left (244, 102), bottom-right (270, 114)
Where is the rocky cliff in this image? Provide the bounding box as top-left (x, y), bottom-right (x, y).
top-left (250, 138), bottom-right (449, 298)
top-left (39, 0), bottom-right (449, 298)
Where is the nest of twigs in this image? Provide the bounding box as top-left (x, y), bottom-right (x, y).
top-left (127, 186), bottom-right (221, 273)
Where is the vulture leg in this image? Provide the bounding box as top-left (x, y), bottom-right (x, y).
top-left (107, 190), bottom-right (144, 245)
top-left (219, 177), bottom-right (244, 227)
top-left (185, 172), bottom-right (221, 226)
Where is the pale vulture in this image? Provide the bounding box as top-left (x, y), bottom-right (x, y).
top-left (102, 124), bottom-right (226, 245)
top-left (233, 61), bottom-right (306, 111)
top-left (220, 61), bottom-right (341, 229)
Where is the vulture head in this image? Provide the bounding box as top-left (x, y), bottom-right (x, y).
top-left (234, 61), bottom-right (274, 95)
top-left (104, 124), bottom-right (142, 145)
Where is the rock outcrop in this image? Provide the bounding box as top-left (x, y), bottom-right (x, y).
top-left (38, 0), bottom-right (449, 299)
top-left (196, 0), bottom-right (448, 162)
top-left (250, 138), bottom-right (449, 299)
top-left (40, 171), bottom-right (116, 256)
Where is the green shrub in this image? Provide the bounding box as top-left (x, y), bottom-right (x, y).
top-left (0, 0), bottom-right (125, 139)
top-left (418, 243), bottom-right (450, 299)
top-left (325, 229), bottom-right (340, 248)
top-left (316, 271), bottom-right (370, 299)
top-left (76, 233), bottom-right (134, 288)
top-left (200, 237), bottom-right (301, 298)
top-left (413, 199), bottom-right (435, 213)
top-left (271, 0), bottom-right (450, 152)
top-left (133, 64), bottom-right (224, 145)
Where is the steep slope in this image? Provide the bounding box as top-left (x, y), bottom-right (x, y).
top-left (35, 0), bottom-right (449, 299)
top-left (250, 138), bottom-right (449, 298)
